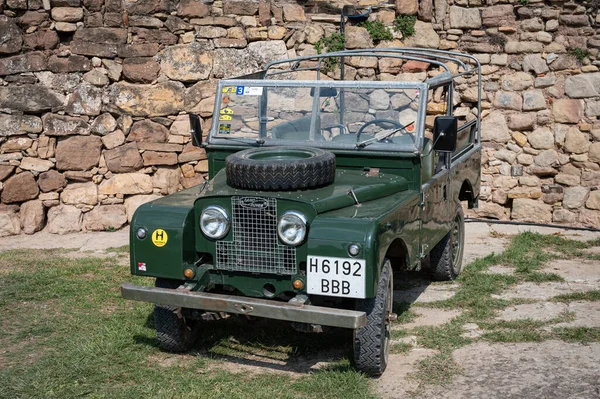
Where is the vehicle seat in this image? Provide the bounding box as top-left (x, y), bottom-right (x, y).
top-left (271, 115), bottom-right (322, 140)
top-left (421, 137), bottom-right (434, 184)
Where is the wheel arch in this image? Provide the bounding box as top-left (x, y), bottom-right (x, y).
top-left (458, 179), bottom-right (476, 208)
top-left (383, 238), bottom-right (410, 274)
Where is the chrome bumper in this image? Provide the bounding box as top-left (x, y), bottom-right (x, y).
top-left (121, 283), bottom-right (366, 329)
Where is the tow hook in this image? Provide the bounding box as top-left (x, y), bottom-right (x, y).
top-left (387, 312), bottom-right (398, 322)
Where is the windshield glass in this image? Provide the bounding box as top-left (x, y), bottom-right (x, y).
top-left (210, 82), bottom-right (423, 151)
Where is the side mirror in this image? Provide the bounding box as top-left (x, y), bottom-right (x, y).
top-left (310, 87), bottom-right (338, 98)
top-left (189, 114), bottom-right (203, 147)
top-left (432, 116), bottom-right (457, 153)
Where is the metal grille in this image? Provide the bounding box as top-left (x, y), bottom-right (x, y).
top-left (216, 197), bottom-right (296, 275)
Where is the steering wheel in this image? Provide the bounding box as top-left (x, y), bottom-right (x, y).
top-left (356, 119), bottom-right (405, 143)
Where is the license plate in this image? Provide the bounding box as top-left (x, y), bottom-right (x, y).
top-left (307, 256), bottom-right (366, 298)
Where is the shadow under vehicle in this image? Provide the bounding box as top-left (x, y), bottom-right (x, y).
top-left (121, 48), bottom-right (482, 376)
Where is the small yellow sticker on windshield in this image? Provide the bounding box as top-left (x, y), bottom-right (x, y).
top-left (220, 108), bottom-right (234, 115)
top-left (222, 86), bottom-right (236, 93)
top-left (151, 229), bottom-right (168, 247)
top-left (219, 115), bottom-right (232, 121)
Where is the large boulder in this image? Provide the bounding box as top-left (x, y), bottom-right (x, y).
top-left (19, 200), bottom-right (45, 235)
top-left (563, 128), bottom-right (590, 154)
top-left (0, 209), bottom-right (21, 237)
top-left (481, 111), bottom-right (510, 143)
top-left (0, 114), bottom-right (42, 137)
top-left (104, 142), bottom-right (144, 172)
top-left (55, 135), bottom-right (103, 171)
top-left (42, 114), bottom-right (91, 136)
top-left (0, 20), bottom-right (23, 54)
top-left (98, 173), bottom-right (153, 195)
top-left (0, 52), bottom-right (46, 76)
top-left (511, 199), bottom-right (552, 223)
top-left (527, 127), bottom-right (554, 150)
top-left (553, 99), bottom-right (583, 124)
top-left (65, 83), bottom-right (102, 116)
top-left (83, 205), bottom-right (127, 231)
top-left (38, 170), bottom-right (67, 192)
top-left (247, 40), bottom-right (288, 69)
top-left (405, 21), bottom-right (439, 49)
top-left (159, 43), bottom-right (212, 82)
top-left (60, 182), bottom-right (98, 206)
top-left (1, 172), bottom-right (39, 203)
top-left (127, 120), bottom-right (169, 143)
top-left (46, 204), bottom-right (82, 234)
top-left (0, 85), bottom-right (64, 113)
top-left (449, 6), bottom-right (481, 29)
top-left (109, 82), bottom-right (185, 117)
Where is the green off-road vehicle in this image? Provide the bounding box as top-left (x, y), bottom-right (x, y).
top-left (121, 48), bottom-right (482, 376)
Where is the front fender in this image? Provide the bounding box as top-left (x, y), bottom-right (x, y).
top-left (130, 188), bottom-right (199, 280)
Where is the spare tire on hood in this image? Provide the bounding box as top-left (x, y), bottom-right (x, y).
top-left (225, 147), bottom-right (336, 191)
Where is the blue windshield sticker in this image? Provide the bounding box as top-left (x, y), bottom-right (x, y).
top-left (235, 86), bottom-right (263, 96)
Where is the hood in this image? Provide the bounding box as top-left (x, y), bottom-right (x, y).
top-left (199, 168), bottom-right (409, 214)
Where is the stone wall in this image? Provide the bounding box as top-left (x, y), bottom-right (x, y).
top-left (0, 0), bottom-right (599, 236)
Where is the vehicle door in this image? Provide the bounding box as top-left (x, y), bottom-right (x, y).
top-left (419, 84), bottom-right (453, 256)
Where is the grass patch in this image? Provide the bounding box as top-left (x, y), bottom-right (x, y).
top-left (107, 245), bottom-right (130, 253)
top-left (0, 249), bottom-right (375, 399)
top-left (405, 232), bottom-right (600, 389)
top-left (552, 327), bottom-right (600, 343)
top-left (523, 272), bottom-right (564, 283)
top-left (551, 290), bottom-right (600, 302)
top-left (412, 352), bottom-right (461, 386)
top-left (413, 321), bottom-right (470, 351)
top-left (481, 329), bottom-right (546, 343)
top-left (391, 329), bottom-right (410, 340)
top-left (393, 301), bottom-right (417, 325)
top-left (391, 342), bottom-right (413, 354)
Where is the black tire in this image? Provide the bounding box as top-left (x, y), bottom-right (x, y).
top-left (353, 259), bottom-right (393, 377)
top-left (154, 278), bottom-right (199, 352)
top-left (430, 205), bottom-right (465, 281)
top-left (225, 147), bottom-right (335, 191)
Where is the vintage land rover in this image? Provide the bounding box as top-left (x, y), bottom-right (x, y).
top-left (121, 48), bottom-right (482, 376)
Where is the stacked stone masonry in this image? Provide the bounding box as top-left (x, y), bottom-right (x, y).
top-left (0, 0), bottom-right (599, 235)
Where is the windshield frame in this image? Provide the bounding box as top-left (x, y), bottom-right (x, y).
top-left (208, 79), bottom-right (429, 154)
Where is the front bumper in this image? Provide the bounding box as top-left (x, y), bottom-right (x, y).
top-left (121, 283), bottom-right (366, 329)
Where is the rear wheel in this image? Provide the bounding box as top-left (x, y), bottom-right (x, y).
top-left (430, 205), bottom-right (465, 281)
top-left (154, 278), bottom-right (199, 352)
top-left (353, 259), bottom-right (393, 376)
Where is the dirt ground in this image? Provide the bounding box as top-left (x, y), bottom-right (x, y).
top-left (2, 222), bottom-right (600, 398)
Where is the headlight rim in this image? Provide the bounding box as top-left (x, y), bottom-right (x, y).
top-left (200, 205), bottom-right (230, 240)
top-left (277, 210), bottom-right (308, 247)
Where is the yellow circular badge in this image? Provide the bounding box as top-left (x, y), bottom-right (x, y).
top-left (151, 229), bottom-right (168, 247)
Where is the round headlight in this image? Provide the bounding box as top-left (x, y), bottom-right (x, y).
top-left (277, 211), bottom-right (307, 246)
top-left (200, 206), bottom-right (230, 239)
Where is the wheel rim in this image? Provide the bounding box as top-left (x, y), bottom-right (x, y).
top-left (451, 213), bottom-right (464, 275)
top-left (383, 272), bottom-right (393, 365)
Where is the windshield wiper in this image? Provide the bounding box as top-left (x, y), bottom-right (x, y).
top-left (355, 121), bottom-right (414, 148)
top-left (212, 136), bottom-right (265, 145)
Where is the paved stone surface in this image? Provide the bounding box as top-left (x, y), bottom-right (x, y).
top-left (417, 342), bottom-right (600, 399)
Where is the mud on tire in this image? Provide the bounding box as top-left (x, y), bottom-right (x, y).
top-left (225, 147), bottom-right (336, 191)
top-left (353, 259), bottom-right (393, 377)
top-left (154, 278), bottom-right (199, 352)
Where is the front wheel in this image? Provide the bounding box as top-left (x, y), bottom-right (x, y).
top-left (153, 278), bottom-right (199, 352)
top-left (353, 259), bottom-right (393, 376)
top-left (430, 204), bottom-right (465, 281)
